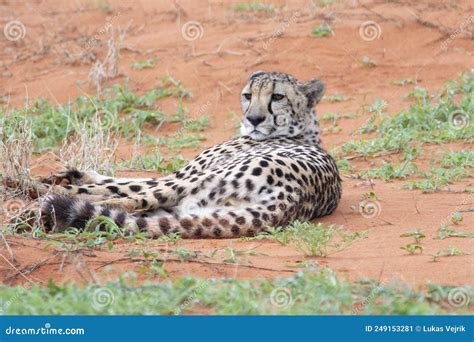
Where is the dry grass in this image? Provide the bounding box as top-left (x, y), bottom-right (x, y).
top-left (59, 111), bottom-right (118, 176)
top-left (88, 28), bottom-right (125, 91)
top-left (0, 116), bottom-right (33, 197)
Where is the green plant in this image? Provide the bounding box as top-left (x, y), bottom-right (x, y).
top-left (323, 92), bottom-right (350, 102)
top-left (132, 59), bottom-right (157, 70)
top-left (233, 2), bottom-right (279, 13)
top-left (156, 133), bottom-right (206, 150)
top-left (117, 152), bottom-right (187, 174)
top-left (392, 78), bottom-right (419, 86)
top-left (1, 268), bottom-right (470, 315)
top-left (431, 248), bottom-right (467, 262)
top-left (450, 212), bottom-right (464, 224)
top-left (400, 229), bottom-right (425, 254)
top-left (312, 24), bottom-right (333, 38)
top-left (360, 56), bottom-right (377, 67)
top-left (435, 225), bottom-right (474, 239)
top-left (340, 72), bottom-right (473, 159)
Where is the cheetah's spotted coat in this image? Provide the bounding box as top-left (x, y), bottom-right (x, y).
top-left (39, 72), bottom-right (342, 238)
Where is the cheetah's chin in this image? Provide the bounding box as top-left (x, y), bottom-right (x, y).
top-left (248, 130), bottom-right (268, 140)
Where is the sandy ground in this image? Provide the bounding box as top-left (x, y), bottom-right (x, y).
top-left (0, 0), bottom-right (473, 288)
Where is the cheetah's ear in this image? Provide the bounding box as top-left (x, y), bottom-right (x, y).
top-left (302, 78), bottom-right (325, 107)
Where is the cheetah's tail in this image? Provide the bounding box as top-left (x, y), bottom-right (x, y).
top-left (40, 194), bottom-right (283, 238)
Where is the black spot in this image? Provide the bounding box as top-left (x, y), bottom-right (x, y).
top-left (115, 212), bottom-right (126, 226)
top-left (129, 185), bottom-right (142, 192)
top-left (180, 219), bottom-right (193, 230)
top-left (159, 218), bottom-right (171, 234)
top-left (136, 217), bottom-right (148, 231)
top-left (107, 185), bottom-right (119, 194)
top-left (69, 202), bottom-right (95, 228)
top-left (219, 218), bottom-right (229, 226)
top-left (231, 225), bottom-right (240, 235)
top-left (236, 216), bottom-right (246, 225)
top-left (252, 167), bottom-right (262, 176)
top-left (259, 160), bottom-right (269, 167)
top-left (194, 226), bottom-right (203, 237)
top-left (202, 218), bottom-right (213, 227)
top-left (252, 218), bottom-right (263, 228)
top-left (245, 179), bottom-right (255, 191)
top-left (103, 179), bottom-right (114, 184)
top-left (100, 208), bottom-right (111, 217)
top-left (267, 175), bottom-right (274, 185)
top-left (213, 227), bottom-right (222, 237)
top-left (77, 188), bottom-right (89, 194)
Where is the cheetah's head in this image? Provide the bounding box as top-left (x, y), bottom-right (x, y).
top-left (240, 71), bottom-right (325, 141)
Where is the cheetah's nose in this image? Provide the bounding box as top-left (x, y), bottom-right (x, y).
top-left (246, 115), bottom-right (265, 127)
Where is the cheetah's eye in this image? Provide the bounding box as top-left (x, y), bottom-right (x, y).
top-left (243, 93), bottom-right (252, 101)
top-left (271, 94), bottom-right (285, 101)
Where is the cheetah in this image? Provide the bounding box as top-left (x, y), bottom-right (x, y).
top-left (27, 71), bottom-right (342, 238)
